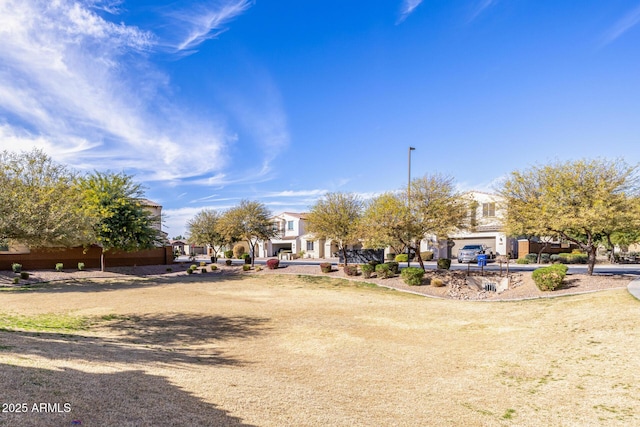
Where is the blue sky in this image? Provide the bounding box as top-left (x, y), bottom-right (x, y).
top-left (1, 0), bottom-right (639, 238)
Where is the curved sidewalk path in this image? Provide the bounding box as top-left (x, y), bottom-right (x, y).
top-left (628, 278), bottom-right (640, 300)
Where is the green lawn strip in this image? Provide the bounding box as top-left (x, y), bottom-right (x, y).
top-left (0, 312), bottom-right (94, 333)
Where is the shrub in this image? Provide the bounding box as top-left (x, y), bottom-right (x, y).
top-left (375, 263), bottom-right (392, 279)
top-left (368, 260), bottom-right (380, 268)
top-left (525, 253), bottom-right (538, 263)
top-left (11, 263), bottom-right (21, 273)
top-left (574, 253), bottom-right (584, 263)
top-left (550, 254), bottom-right (560, 263)
top-left (532, 265), bottom-right (566, 291)
top-left (386, 253), bottom-right (396, 261)
top-left (13, 277), bottom-right (19, 284)
top-left (266, 259), bottom-right (280, 270)
top-left (20, 272), bottom-right (29, 280)
top-left (540, 253), bottom-right (551, 264)
top-left (199, 261), bottom-right (206, 267)
top-left (320, 263), bottom-right (332, 273)
top-left (516, 258), bottom-right (529, 264)
top-left (211, 264), bottom-right (218, 271)
top-left (201, 268), bottom-right (207, 273)
top-left (225, 259), bottom-right (232, 266)
top-left (550, 263), bottom-right (568, 274)
top-left (387, 261), bottom-right (399, 274)
top-left (190, 264), bottom-right (198, 270)
top-left (568, 253), bottom-right (588, 264)
top-left (242, 264), bottom-right (251, 271)
top-left (186, 268), bottom-right (194, 275)
top-left (360, 264), bottom-right (374, 279)
top-left (431, 277), bottom-right (445, 287)
top-left (242, 254), bottom-right (251, 264)
top-left (255, 266), bottom-right (262, 272)
top-left (55, 263), bottom-right (64, 272)
top-left (436, 258), bottom-right (451, 270)
top-left (224, 250), bottom-right (233, 258)
top-left (344, 265), bottom-right (358, 276)
top-left (77, 262), bottom-right (85, 271)
top-left (401, 267), bottom-right (424, 286)
top-left (420, 251), bottom-right (434, 261)
top-left (395, 254), bottom-right (409, 262)
top-left (233, 244), bottom-right (245, 259)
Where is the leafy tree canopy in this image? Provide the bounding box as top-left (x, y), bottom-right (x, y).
top-left (499, 158), bottom-right (640, 274)
top-left (306, 192), bottom-right (363, 266)
top-left (186, 209), bottom-right (228, 258)
top-left (77, 171), bottom-right (161, 269)
top-left (0, 149), bottom-right (90, 247)
top-left (218, 200), bottom-right (276, 266)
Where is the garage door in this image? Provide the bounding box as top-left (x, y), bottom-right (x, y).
top-left (451, 238), bottom-right (497, 256)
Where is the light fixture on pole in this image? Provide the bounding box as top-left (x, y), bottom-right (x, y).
top-left (407, 146), bottom-right (415, 268)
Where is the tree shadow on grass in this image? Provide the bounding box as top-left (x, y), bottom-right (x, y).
top-left (0, 313), bottom-right (270, 366)
top-left (0, 364), bottom-right (256, 427)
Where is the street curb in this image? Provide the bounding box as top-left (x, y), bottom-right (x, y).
top-left (627, 278), bottom-right (640, 301)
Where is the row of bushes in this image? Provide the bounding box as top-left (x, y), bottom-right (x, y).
top-left (532, 264), bottom-right (568, 291)
top-left (393, 251), bottom-right (434, 262)
top-left (319, 262), bottom-right (432, 286)
top-left (517, 252), bottom-right (588, 265)
top-left (12, 262), bottom-right (86, 273)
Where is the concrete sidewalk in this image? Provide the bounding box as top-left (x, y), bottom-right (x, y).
top-left (628, 278), bottom-right (640, 300)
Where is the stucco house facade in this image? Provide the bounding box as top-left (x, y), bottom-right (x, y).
top-left (444, 191), bottom-right (517, 259)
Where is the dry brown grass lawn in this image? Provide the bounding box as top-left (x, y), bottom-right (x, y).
top-left (1, 273), bottom-right (640, 426)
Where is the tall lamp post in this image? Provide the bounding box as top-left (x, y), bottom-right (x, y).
top-left (407, 146), bottom-right (415, 268)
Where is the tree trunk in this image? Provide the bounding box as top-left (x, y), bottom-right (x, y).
top-left (100, 249), bottom-right (105, 272)
top-left (587, 247), bottom-right (597, 275)
top-left (415, 244), bottom-right (425, 271)
top-left (341, 246), bottom-right (348, 267)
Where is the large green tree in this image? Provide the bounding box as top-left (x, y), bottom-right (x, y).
top-left (186, 209), bottom-right (228, 262)
top-left (218, 200), bottom-right (277, 266)
top-left (306, 192), bottom-right (363, 266)
top-left (499, 158), bottom-right (640, 275)
top-left (360, 192), bottom-right (410, 256)
top-left (360, 175), bottom-right (468, 270)
top-left (0, 149), bottom-right (90, 247)
top-left (408, 174), bottom-right (468, 269)
top-left (78, 171), bottom-right (161, 270)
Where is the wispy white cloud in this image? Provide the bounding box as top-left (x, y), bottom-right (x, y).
top-left (0, 0), bottom-right (234, 182)
top-left (467, 0), bottom-right (499, 23)
top-left (397, 0), bottom-right (423, 24)
top-left (162, 0), bottom-right (254, 54)
top-left (601, 4), bottom-right (640, 46)
top-left (262, 190), bottom-right (328, 198)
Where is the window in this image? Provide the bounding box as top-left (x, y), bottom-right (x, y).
top-left (287, 221), bottom-right (294, 231)
top-left (306, 241), bottom-right (314, 251)
top-left (482, 202), bottom-right (496, 218)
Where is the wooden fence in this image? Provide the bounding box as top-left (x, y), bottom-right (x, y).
top-left (0, 245), bottom-right (173, 270)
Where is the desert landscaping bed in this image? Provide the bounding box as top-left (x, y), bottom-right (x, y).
top-left (1, 264), bottom-right (639, 426)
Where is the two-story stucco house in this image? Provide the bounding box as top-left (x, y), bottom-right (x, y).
top-left (443, 191), bottom-right (517, 259)
top-left (258, 212), bottom-right (308, 258)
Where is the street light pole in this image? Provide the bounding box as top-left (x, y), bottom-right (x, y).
top-left (407, 146), bottom-right (415, 268)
